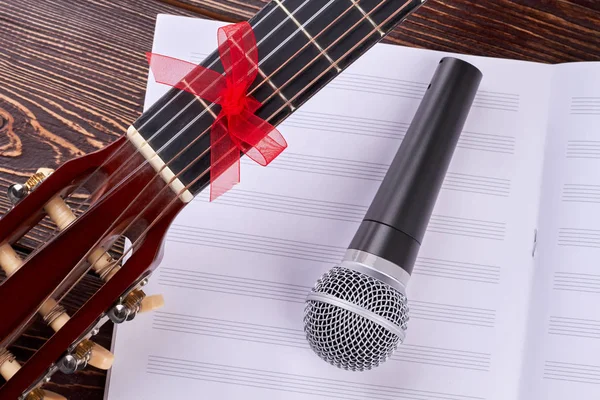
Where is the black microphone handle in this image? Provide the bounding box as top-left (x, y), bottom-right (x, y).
top-left (349, 57), bottom-right (482, 275)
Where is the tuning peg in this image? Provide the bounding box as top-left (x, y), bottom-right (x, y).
top-left (87, 249), bottom-right (164, 315)
top-left (57, 339), bottom-right (114, 373)
top-left (7, 168), bottom-right (54, 205)
top-left (86, 341), bottom-right (115, 370)
top-left (6, 167), bottom-right (164, 327)
top-left (0, 243), bottom-right (115, 371)
top-left (139, 294), bottom-right (165, 313)
top-left (0, 349), bottom-right (67, 399)
top-left (0, 348), bottom-right (21, 381)
top-left (0, 242), bottom-right (23, 276)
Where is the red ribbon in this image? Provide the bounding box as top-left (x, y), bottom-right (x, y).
top-left (146, 22), bottom-right (287, 201)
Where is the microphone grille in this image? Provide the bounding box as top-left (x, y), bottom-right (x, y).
top-left (304, 266), bottom-right (409, 371)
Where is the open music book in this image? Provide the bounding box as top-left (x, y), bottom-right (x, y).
top-left (105, 15), bottom-right (600, 400)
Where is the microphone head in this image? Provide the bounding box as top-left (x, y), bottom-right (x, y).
top-left (303, 265), bottom-right (409, 371)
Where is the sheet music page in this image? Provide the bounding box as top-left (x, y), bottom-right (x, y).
top-left (520, 62), bottom-right (600, 399)
top-left (106, 15), bottom-right (551, 400)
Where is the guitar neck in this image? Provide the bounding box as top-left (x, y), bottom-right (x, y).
top-left (132, 0), bottom-right (426, 197)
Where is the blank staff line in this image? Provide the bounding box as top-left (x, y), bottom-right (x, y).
top-left (564, 184), bottom-right (600, 189)
top-left (560, 233), bottom-right (600, 238)
top-left (168, 227), bottom-right (345, 254)
top-left (553, 284), bottom-right (600, 291)
top-left (414, 258), bottom-right (500, 284)
top-left (554, 280), bottom-right (600, 288)
top-left (562, 183), bottom-right (600, 204)
top-left (411, 300), bottom-right (495, 315)
top-left (209, 188), bottom-right (369, 212)
top-left (157, 282), bottom-right (306, 304)
top-left (566, 140), bottom-right (600, 158)
top-left (164, 237), bottom-right (339, 264)
top-left (159, 271), bottom-right (309, 296)
top-left (556, 271), bottom-right (600, 280)
top-left (149, 356), bottom-right (485, 400)
top-left (553, 271), bottom-right (600, 294)
top-left (560, 227), bottom-right (600, 232)
top-left (153, 323), bottom-right (306, 345)
top-left (289, 110), bottom-right (407, 129)
top-left (171, 224), bottom-right (346, 248)
top-left (284, 116), bottom-right (515, 153)
top-left (549, 316), bottom-right (600, 338)
top-left (201, 191), bottom-right (366, 221)
top-left (151, 312), bottom-right (490, 371)
top-left (198, 188), bottom-right (506, 240)
top-left (558, 227), bottom-right (600, 247)
top-left (551, 316), bottom-right (600, 323)
top-left (166, 233), bottom-right (340, 260)
top-left (571, 97), bottom-right (600, 108)
top-left (558, 241), bottom-right (600, 249)
top-left (167, 218), bottom-right (503, 281)
top-left (250, 152), bottom-right (512, 197)
top-left (160, 268), bottom-right (311, 290)
top-left (157, 274), bottom-right (308, 298)
top-left (147, 355), bottom-right (484, 400)
top-left (546, 361), bottom-right (600, 371)
top-left (330, 73), bottom-right (519, 112)
top-left (401, 343), bottom-right (491, 360)
top-left (168, 227), bottom-right (345, 256)
top-left (544, 360), bottom-right (600, 384)
top-left (543, 375), bottom-right (600, 385)
top-left (409, 307), bottom-right (494, 320)
top-left (156, 269), bottom-right (495, 327)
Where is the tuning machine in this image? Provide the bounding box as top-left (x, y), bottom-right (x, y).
top-left (5, 168), bottom-right (165, 313)
top-left (1, 167), bottom-right (163, 399)
top-left (107, 274), bottom-right (164, 324)
top-left (7, 168), bottom-right (54, 205)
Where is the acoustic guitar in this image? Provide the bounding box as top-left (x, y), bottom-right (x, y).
top-left (0, 1), bottom-right (427, 398)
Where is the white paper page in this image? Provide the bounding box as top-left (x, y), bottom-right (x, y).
top-left (519, 62), bottom-right (600, 400)
top-left (106, 15), bottom-right (551, 400)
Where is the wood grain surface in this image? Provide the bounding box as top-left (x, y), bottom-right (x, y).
top-left (0, 0), bottom-right (598, 398)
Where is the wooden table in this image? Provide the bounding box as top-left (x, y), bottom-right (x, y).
top-left (0, 0), bottom-right (598, 398)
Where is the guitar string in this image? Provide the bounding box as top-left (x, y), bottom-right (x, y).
top-left (33, 0), bottom-right (343, 249)
top-left (34, 0), bottom-right (382, 252)
top-left (3, 0), bottom-right (413, 373)
top-left (10, 0), bottom-right (399, 339)
top-left (52, 1), bottom-right (409, 314)
top-left (0, 1), bottom-right (408, 360)
top-left (47, 0), bottom-right (394, 313)
top-left (0, 0), bottom-right (317, 351)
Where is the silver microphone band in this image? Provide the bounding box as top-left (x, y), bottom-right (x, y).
top-left (305, 292), bottom-right (407, 341)
top-left (342, 249), bottom-right (409, 293)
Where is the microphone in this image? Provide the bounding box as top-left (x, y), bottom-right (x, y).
top-left (303, 57), bottom-right (483, 371)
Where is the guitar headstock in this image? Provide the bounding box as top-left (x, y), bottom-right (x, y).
top-left (0, 134), bottom-right (181, 399)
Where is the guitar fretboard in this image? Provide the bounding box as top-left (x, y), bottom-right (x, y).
top-left (133, 0), bottom-right (426, 196)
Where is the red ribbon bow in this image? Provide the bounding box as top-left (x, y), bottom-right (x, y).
top-left (146, 22), bottom-right (287, 201)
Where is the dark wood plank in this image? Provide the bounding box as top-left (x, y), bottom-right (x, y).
top-left (0, 1), bottom-right (200, 398)
top-left (0, 0), bottom-right (598, 399)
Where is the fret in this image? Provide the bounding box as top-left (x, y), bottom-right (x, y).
top-left (224, 28), bottom-right (294, 111)
top-left (128, 0), bottom-right (428, 198)
top-left (251, 0), bottom-right (360, 118)
top-left (259, 68), bottom-right (295, 111)
top-left (349, 0), bottom-right (385, 36)
top-left (268, 0), bottom-right (427, 106)
top-left (272, 0), bottom-right (341, 72)
top-left (256, 0), bottom-right (384, 119)
top-left (371, 0), bottom-right (427, 35)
